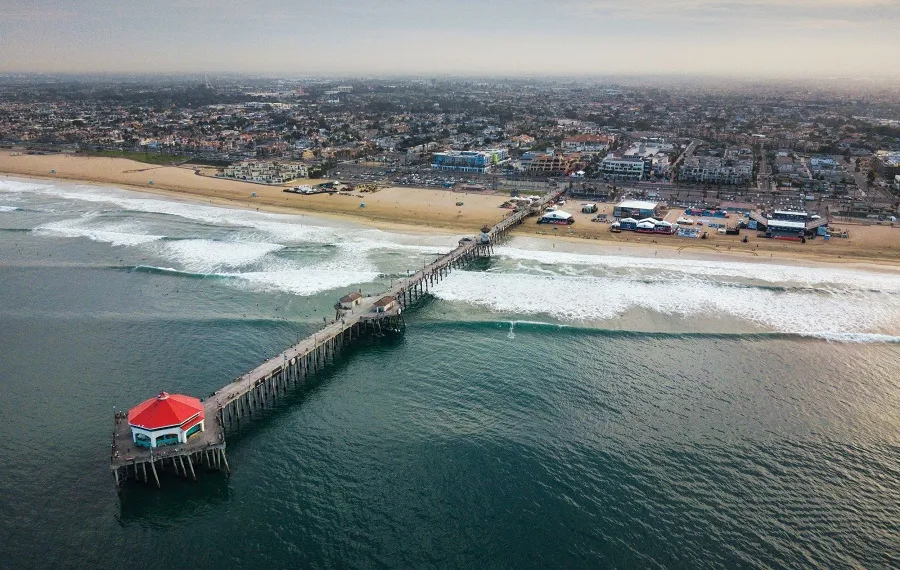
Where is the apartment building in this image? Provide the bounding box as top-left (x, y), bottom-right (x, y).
top-left (679, 156), bottom-right (752, 185)
top-left (600, 156), bottom-right (649, 180)
top-left (525, 153), bottom-right (578, 176)
top-left (561, 134), bottom-right (613, 153)
top-left (219, 161), bottom-right (307, 184)
top-left (873, 150), bottom-right (900, 179)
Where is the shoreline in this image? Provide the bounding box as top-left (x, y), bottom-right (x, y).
top-left (2, 151), bottom-right (899, 271)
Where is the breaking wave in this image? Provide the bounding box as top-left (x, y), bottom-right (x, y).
top-left (154, 239), bottom-right (285, 272)
top-left (417, 320), bottom-right (900, 343)
top-left (493, 245), bottom-right (900, 293)
top-left (429, 270), bottom-right (900, 336)
top-left (34, 217), bottom-right (164, 246)
top-left (127, 264), bottom-right (380, 296)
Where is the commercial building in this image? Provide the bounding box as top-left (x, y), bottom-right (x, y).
top-left (873, 151), bottom-right (900, 179)
top-left (600, 157), bottom-right (649, 180)
top-left (748, 209), bottom-right (826, 239)
top-left (128, 392), bottom-right (205, 449)
top-left (614, 200), bottom-right (659, 219)
top-left (432, 149), bottom-right (506, 173)
top-left (432, 151), bottom-right (490, 173)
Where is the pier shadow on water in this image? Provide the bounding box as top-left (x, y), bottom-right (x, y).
top-left (116, 473), bottom-right (232, 525)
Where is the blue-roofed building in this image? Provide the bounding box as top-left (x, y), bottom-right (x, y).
top-left (432, 150), bottom-right (499, 173)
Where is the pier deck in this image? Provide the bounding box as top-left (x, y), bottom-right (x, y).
top-left (110, 187), bottom-right (565, 488)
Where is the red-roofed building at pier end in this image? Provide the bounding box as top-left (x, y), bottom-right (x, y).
top-left (128, 392), bottom-right (205, 448)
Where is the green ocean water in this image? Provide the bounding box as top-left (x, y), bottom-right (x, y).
top-left (0, 178), bottom-right (898, 568)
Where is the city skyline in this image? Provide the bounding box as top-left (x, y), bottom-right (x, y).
top-left (2, 0), bottom-right (899, 78)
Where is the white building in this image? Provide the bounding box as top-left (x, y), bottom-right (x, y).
top-left (600, 156), bottom-right (649, 180)
top-left (680, 156), bottom-right (753, 184)
top-left (219, 161), bottom-right (307, 184)
top-left (128, 392), bottom-right (205, 449)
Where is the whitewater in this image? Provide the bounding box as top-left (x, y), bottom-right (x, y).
top-left (3, 176), bottom-right (900, 340)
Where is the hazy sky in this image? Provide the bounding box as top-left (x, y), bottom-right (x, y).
top-left (2, 0), bottom-right (899, 77)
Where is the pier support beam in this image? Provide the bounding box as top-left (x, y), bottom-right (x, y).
top-left (221, 449), bottom-right (231, 475)
top-left (150, 459), bottom-right (160, 488)
top-left (186, 455), bottom-right (196, 481)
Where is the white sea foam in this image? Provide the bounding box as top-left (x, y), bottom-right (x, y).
top-left (35, 217), bottom-right (164, 247)
top-left (0, 205), bottom-right (19, 212)
top-left (0, 180), bottom-right (54, 194)
top-left (430, 271), bottom-right (900, 336)
top-left (493, 245), bottom-right (900, 293)
top-left (802, 332), bottom-right (900, 343)
top-left (158, 239), bottom-right (285, 272)
top-left (226, 268), bottom-right (381, 296)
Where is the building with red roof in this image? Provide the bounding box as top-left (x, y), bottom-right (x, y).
top-left (128, 392), bottom-right (205, 448)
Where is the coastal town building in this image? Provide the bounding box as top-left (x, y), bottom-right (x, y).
top-left (679, 155), bottom-right (753, 184)
top-left (600, 156), bottom-right (649, 180)
top-left (561, 134), bottom-right (613, 153)
top-left (510, 134), bottom-right (535, 147)
top-left (219, 161), bottom-right (307, 184)
top-left (128, 392), bottom-right (205, 448)
top-left (432, 150), bottom-right (492, 173)
top-left (873, 151), bottom-right (900, 179)
top-left (525, 153), bottom-right (579, 176)
top-left (810, 156), bottom-right (837, 170)
top-left (613, 200), bottom-right (660, 219)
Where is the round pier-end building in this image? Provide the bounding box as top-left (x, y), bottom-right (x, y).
top-left (128, 392), bottom-right (205, 448)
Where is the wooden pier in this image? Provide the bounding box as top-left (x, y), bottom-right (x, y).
top-left (110, 187), bottom-right (565, 488)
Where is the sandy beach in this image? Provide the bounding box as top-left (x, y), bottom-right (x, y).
top-left (2, 150), bottom-right (899, 267)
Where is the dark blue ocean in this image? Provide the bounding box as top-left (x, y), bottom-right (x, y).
top-left (1, 177), bottom-right (898, 568)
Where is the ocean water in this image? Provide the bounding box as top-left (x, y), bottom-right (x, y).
top-left (0, 177), bottom-right (898, 568)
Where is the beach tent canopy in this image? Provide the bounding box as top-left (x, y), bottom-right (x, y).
top-left (636, 221), bottom-right (656, 229)
top-left (541, 210), bottom-right (572, 220)
top-left (620, 217), bottom-right (638, 224)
